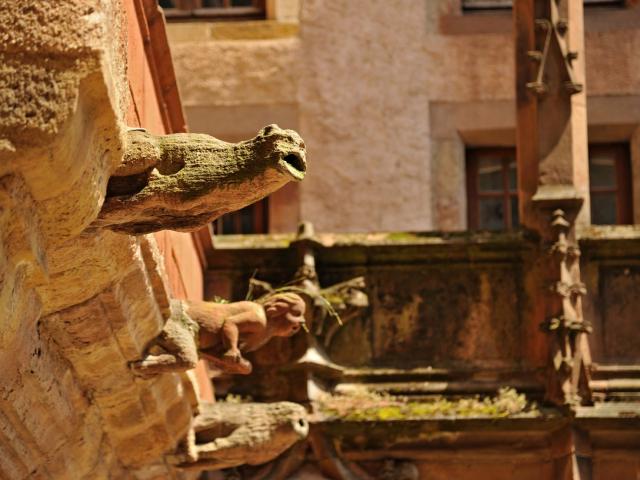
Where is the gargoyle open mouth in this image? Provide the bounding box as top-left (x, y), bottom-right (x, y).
top-left (278, 152), bottom-right (307, 181)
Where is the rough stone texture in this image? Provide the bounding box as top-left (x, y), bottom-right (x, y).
top-left (97, 125), bottom-right (306, 234)
top-left (130, 293), bottom-right (306, 377)
top-left (0, 1), bottom-right (198, 478)
top-left (170, 37), bottom-right (299, 109)
top-left (205, 231), bottom-right (536, 398)
top-left (168, 0), bottom-right (640, 233)
top-left (175, 401), bottom-right (308, 471)
top-left (580, 226), bottom-right (640, 368)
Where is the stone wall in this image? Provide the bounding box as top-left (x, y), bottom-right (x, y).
top-left (205, 232), bottom-right (542, 378)
top-left (204, 229), bottom-right (640, 479)
top-left (0, 1), bottom-right (201, 477)
top-left (168, 0), bottom-right (640, 233)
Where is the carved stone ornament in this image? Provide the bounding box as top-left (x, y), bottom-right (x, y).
top-left (249, 222), bottom-right (369, 350)
top-left (170, 401), bottom-right (309, 472)
top-left (95, 124), bottom-right (306, 234)
top-left (541, 209), bottom-right (592, 407)
top-left (129, 293), bottom-right (307, 377)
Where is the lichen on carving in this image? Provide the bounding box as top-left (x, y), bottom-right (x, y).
top-left (96, 124), bottom-right (306, 234)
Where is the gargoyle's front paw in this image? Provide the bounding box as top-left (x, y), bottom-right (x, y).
top-left (166, 451), bottom-right (195, 465)
top-left (128, 353), bottom-right (188, 377)
top-left (128, 360), bottom-right (155, 378)
top-left (222, 350), bottom-right (252, 375)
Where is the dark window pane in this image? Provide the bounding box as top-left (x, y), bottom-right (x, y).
top-left (479, 197), bottom-right (505, 230)
top-left (591, 192), bottom-right (617, 225)
top-left (202, 0), bottom-right (225, 7)
top-left (221, 214), bottom-right (235, 233)
top-left (216, 199), bottom-right (268, 234)
top-left (589, 153), bottom-right (616, 189)
top-left (462, 0), bottom-right (623, 10)
top-left (510, 195), bottom-right (519, 228)
top-left (159, 0), bottom-right (176, 7)
top-left (240, 206), bottom-right (255, 233)
top-left (231, 0), bottom-right (254, 5)
top-left (478, 157), bottom-right (504, 192)
top-left (508, 161), bottom-right (517, 191)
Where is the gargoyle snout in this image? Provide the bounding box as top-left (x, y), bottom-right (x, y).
top-left (276, 142), bottom-right (306, 182)
top-left (259, 124), bottom-right (307, 181)
top-left (292, 416), bottom-right (309, 438)
top-left (281, 151), bottom-right (306, 176)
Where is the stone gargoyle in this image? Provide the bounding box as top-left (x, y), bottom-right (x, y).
top-left (129, 292), bottom-right (307, 377)
top-left (248, 275), bottom-right (368, 349)
top-left (171, 401), bottom-right (309, 472)
top-left (96, 124), bottom-right (306, 234)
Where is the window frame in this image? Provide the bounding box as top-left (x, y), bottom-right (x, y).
top-left (213, 197), bottom-right (269, 235)
top-left (589, 143), bottom-right (633, 225)
top-left (461, 0), bottom-right (626, 12)
top-left (466, 143), bottom-right (633, 229)
top-left (161, 0), bottom-right (267, 21)
top-left (466, 147), bottom-right (518, 230)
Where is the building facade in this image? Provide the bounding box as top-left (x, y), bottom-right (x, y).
top-left (167, 0), bottom-right (640, 233)
top-left (166, 2), bottom-right (640, 479)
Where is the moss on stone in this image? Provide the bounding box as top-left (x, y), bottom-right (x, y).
top-left (314, 387), bottom-right (538, 421)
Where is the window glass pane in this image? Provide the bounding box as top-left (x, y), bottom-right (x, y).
top-left (510, 195), bottom-right (519, 228)
top-left (217, 199), bottom-right (268, 234)
top-left (202, 0), bottom-right (225, 7)
top-left (462, 0), bottom-right (623, 10)
top-left (221, 213), bottom-right (236, 234)
top-left (478, 197), bottom-right (505, 230)
top-left (231, 0), bottom-right (254, 5)
top-left (589, 152), bottom-right (616, 189)
top-left (591, 192), bottom-right (617, 225)
top-left (478, 157), bottom-right (504, 192)
top-left (240, 206), bottom-right (255, 233)
top-left (159, 0), bottom-right (176, 7)
top-left (508, 161), bottom-right (517, 192)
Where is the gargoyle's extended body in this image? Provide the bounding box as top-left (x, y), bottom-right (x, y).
top-left (96, 124), bottom-right (306, 234)
top-left (173, 401), bottom-right (309, 472)
top-left (130, 293), bottom-right (306, 376)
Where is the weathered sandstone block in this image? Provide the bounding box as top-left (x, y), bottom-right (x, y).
top-left (97, 124), bottom-right (307, 234)
top-left (173, 401), bottom-right (309, 471)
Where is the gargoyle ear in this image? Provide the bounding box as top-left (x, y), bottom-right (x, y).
top-left (260, 124), bottom-right (279, 136)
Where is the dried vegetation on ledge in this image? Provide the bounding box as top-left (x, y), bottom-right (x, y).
top-left (314, 387), bottom-right (538, 422)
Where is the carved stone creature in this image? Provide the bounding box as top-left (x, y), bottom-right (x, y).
top-left (379, 459), bottom-right (419, 480)
top-left (130, 293), bottom-right (307, 377)
top-left (96, 124), bottom-right (306, 234)
top-left (314, 276), bottom-right (368, 348)
top-left (174, 401), bottom-right (309, 472)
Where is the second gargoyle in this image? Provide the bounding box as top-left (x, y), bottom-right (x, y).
top-left (130, 293), bottom-right (307, 376)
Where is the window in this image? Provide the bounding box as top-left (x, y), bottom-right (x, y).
top-left (213, 198), bottom-right (269, 234)
top-left (159, 0), bottom-right (266, 20)
top-left (466, 144), bottom-right (633, 229)
top-left (461, 0), bottom-right (624, 12)
top-left (467, 148), bottom-right (519, 230)
top-left (589, 144), bottom-right (633, 225)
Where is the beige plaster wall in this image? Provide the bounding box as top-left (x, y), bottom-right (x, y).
top-left (168, 0), bottom-right (640, 233)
